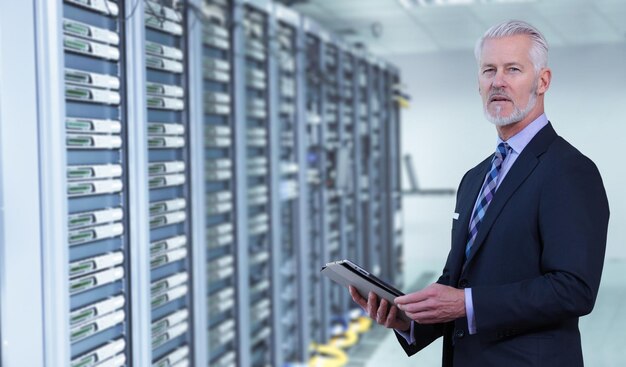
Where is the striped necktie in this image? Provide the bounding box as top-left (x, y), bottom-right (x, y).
top-left (465, 142), bottom-right (511, 260)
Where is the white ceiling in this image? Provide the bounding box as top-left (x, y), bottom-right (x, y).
top-left (289, 0), bottom-right (626, 56)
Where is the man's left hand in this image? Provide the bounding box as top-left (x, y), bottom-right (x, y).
top-left (394, 283), bottom-right (466, 324)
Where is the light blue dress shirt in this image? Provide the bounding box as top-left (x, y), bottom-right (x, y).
top-left (398, 113), bottom-right (549, 343)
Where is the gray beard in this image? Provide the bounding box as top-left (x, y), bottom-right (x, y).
top-left (484, 91), bottom-right (537, 127)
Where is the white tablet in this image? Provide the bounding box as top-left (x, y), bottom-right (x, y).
top-left (321, 259), bottom-right (410, 322)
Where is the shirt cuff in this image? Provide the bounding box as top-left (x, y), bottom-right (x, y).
top-left (465, 287), bottom-right (477, 335)
top-left (395, 321), bottom-right (416, 345)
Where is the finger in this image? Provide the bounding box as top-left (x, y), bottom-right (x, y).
top-left (349, 286), bottom-right (367, 309)
top-left (385, 304), bottom-right (398, 328)
top-left (395, 290), bottom-right (429, 305)
top-left (367, 292), bottom-right (378, 319)
top-left (400, 299), bottom-right (435, 314)
top-left (377, 298), bottom-right (389, 324)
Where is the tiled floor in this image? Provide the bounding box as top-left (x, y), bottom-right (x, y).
top-left (356, 259), bottom-right (626, 366)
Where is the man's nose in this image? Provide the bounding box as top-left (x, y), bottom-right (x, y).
top-left (492, 70), bottom-right (506, 88)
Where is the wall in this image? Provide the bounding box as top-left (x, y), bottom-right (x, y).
top-left (389, 43), bottom-right (626, 265)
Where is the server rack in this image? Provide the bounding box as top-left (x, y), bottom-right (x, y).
top-left (1, 1), bottom-right (404, 366)
top-left (201, 1), bottom-right (239, 367)
top-left (239, 1), bottom-right (276, 366)
top-left (302, 18), bottom-right (331, 348)
top-left (143, 1), bottom-right (194, 365)
top-left (339, 46), bottom-right (362, 315)
top-left (273, 4), bottom-right (307, 365)
top-left (62, 2), bottom-right (132, 366)
top-left (384, 67), bottom-right (405, 288)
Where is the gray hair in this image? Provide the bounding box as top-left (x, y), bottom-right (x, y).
top-left (474, 20), bottom-right (549, 73)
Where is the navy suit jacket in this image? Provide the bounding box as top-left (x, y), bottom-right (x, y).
top-left (395, 123), bottom-right (610, 367)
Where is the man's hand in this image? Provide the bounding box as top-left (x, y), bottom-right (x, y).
top-left (394, 283), bottom-right (466, 324)
top-left (349, 285), bottom-right (411, 331)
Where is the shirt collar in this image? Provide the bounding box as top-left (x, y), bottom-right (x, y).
top-left (498, 113), bottom-right (549, 155)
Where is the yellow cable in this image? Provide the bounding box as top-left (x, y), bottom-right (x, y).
top-left (308, 343), bottom-right (349, 367)
top-left (329, 329), bottom-right (359, 349)
top-left (349, 316), bottom-right (372, 334)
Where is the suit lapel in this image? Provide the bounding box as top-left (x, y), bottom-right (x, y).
top-left (463, 123), bottom-right (558, 270)
top-left (449, 160), bottom-right (491, 283)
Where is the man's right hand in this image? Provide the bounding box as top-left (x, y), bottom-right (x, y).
top-left (349, 285), bottom-right (411, 332)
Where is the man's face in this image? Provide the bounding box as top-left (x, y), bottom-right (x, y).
top-left (478, 35), bottom-right (539, 126)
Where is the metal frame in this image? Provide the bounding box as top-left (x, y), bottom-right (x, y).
top-left (294, 15), bottom-right (311, 362)
top-left (34, 0), bottom-right (71, 365)
top-left (318, 29), bottom-right (331, 345)
top-left (336, 45), bottom-right (349, 316)
top-left (351, 51), bottom-right (365, 269)
top-left (267, 5), bottom-right (285, 366)
top-left (232, 1), bottom-right (252, 365)
top-left (187, 0), bottom-right (209, 365)
top-left (126, 2), bottom-right (152, 366)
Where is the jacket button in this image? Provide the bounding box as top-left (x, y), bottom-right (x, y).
top-left (455, 329), bottom-right (465, 338)
top-left (459, 279), bottom-right (469, 288)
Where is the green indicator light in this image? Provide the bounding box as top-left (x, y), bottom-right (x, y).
top-left (149, 203), bottom-right (166, 215)
top-left (151, 256), bottom-right (166, 269)
top-left (150, 242), bottom-right (166, 255)
top-left (148, 124), bottom-right (164, 134)
top-left (70, 308), bottom-right (95, 326)
top-left (146, 57), bottom-right (162, 69)
top-left (152, 334), bottom-right (167, 349)
top-left (149, 177), bottom-right (164, 189)
top-left (70, 324), bottom-right (96, 342)
top-left (151, 282), bottom-right (166, 295)
top-left (70, 261), bottom-right (94, 277)
top-left (65, 38), bottom-right (89, 52)
top-left (146, 43), bottom-right (161, 54)
top-left (146, 84), bottom-right (161, 94)
top-left (65, 72), bottom-right (89, 84)
top-left (151, 321), bottom-right (167, 336)
top-left (69, 214), bottom-right (93, 227)
top-left (146, 17), bottom-right (161, 28)
top-left (68, 167), bottom-right (93, 179)
top-left (150, 216), bottom-right (166, 228)
top-left (68, 183), bottom-right (93, 195)
top-left (70, 277), bottom-right (95, 294)
top-left (71, 355), bottom-right (96, 367)
top-left (151, 295), bottom-right (166, 309)
top-left (64, 21), bottom-right (90, 37)
top-left (149, 164), bottom-right (164, 175)
top-left (147, 98), bottom-right (162, 108)
top-left (66, 88), bottom-right (90, 100)
top-left (67, 184), bottom-right (93, 195)
top-left (67, 136), bottom-right (93, 147)
top-left (66, 120), bottom-right (92, 131)
top-left (69, 230), bottom-right (94, 244)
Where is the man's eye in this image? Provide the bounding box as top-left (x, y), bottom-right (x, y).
top-left (509, 67), bottom-right (520, 72)
top-left (482, 69), bottom-right (495, 74)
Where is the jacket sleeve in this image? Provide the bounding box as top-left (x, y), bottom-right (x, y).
top-left (471, 153), bottom-right (610, 334)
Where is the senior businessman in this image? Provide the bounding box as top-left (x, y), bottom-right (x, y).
top-left (349, 20), bottom-right (609, 367)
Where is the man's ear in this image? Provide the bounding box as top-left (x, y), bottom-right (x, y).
top-left (537, 67), bottom-right (552, 95)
